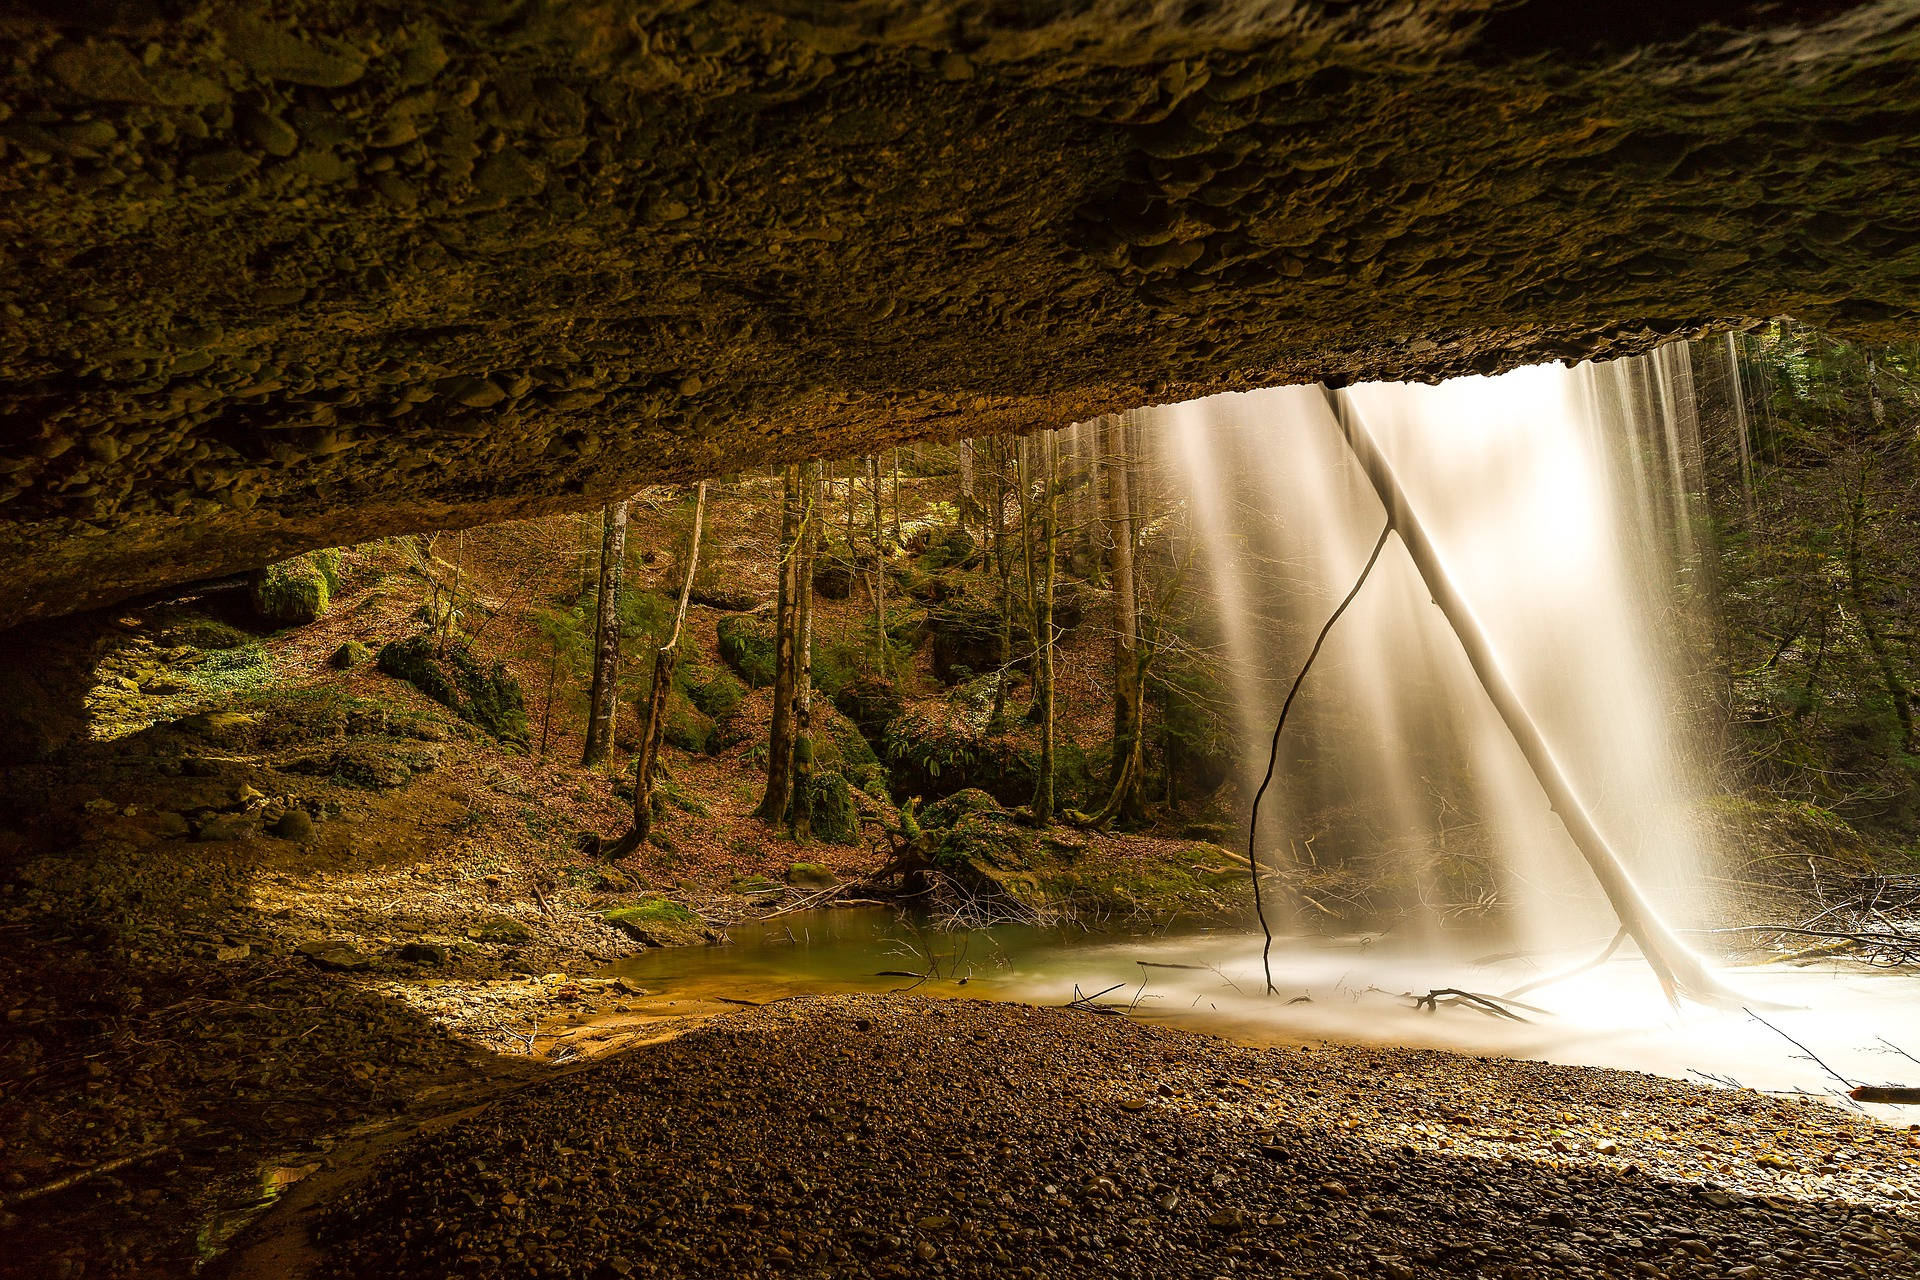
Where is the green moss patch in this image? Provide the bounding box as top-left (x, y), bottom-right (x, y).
top-left (249, 550), bottom-right (339, 626)
top-left (716, 613), bottom-right (778, 688)
top-left (602, 897), bottom-right (707, 947)
top-left (376, 635), bottom-right (528, 744)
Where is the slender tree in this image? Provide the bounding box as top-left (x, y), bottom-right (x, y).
top-left (1102, 415), bottom-right (1145, 818)
top-left (868, 453), bottom-right (890, 676)
top-left (890, 447), bottom-right (903, 542)
top-left (1031, 431), bottom-right (1060, 823)
top-left (581, 498), bottom-right (629, 768)
top-left (791, 463), bottom-right (820, 840)
top-left (989, 437), bottom-right (1014, 720)
top-left (758, 465), bottom-right (802, 823)
top-left (606, 483), bottom-right (707, 858)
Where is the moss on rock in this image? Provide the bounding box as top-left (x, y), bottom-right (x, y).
top-left (717, 614), bottom-right (778, 688)
top-left (602, 897), bottom-right (707, 947)
top-left (375, 635), bottom-right (528, 744)
top-left (249, 550), bottom-right (339, 626)
top-left (330, 639), bottom-right (374, 669)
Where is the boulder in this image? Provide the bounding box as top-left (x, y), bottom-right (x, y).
top-left (249, 549), bottom-right (340, 626)
top-left (298, 939), bottom-right (371, 971)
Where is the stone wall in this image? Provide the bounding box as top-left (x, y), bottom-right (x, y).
top-left (3, 1), bottom-right (1919, 624)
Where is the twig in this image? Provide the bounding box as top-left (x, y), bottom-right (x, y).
top-left (1745, 1008), bottom-right (1857, 1089)
top-left (0, 1145), bottom-right (172, 1209)
top-left (1412, 988), bottom-right (1538, 1022)
top-left (1248, 518), bottom-right (1393, 995)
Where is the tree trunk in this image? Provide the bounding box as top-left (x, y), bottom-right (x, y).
top-left (869, 453), bottom-right (890, 675)
top-left (581, 499), bottom-right (629, 768)
top-left (608, 483), bottom-right (707, 858)
top-left (958, 438), bottom-right (976, 535)
top-left (890, 448), bottom-right (903, 542)
top-left (1320, 388), bottom-right (1735, 1007)
top-left (990, 438), bottom-right (1013, 721)
top-left (757, 466), bottom-right (802, 823)
top-left (1102, 416), bottom-right (1143, 818)
top-left (1031, 432), bottom-right (1060, 824)
top-left (792, 464), bottom-right (819, 840)
top-left (1846, 470), bottom-right (1915, 752)
top-left (1016, 435), bottom-right (1039, 659)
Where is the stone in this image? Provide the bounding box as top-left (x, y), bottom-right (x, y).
top-left (601, 898), bottom-right (706, 947)
top-left (470, 914), bottom-right (533, 945)
top-left (272, 809), bottom-right (315, 841)
top-left (785, 861), bottom-right (837, 889)
top-left (215, 943), bottom-right (250, 962)
top-left (192, 811), bottom-right (257, 842)
top-left (473, 150), bottom-right (546, 198)
top-left (330, 640), bottom-right (373, 669)
top-left (221, 16), bottom-right (367, 88)
top-left (298, 939), bottom-right (371, 971)
top-left (235, 108), bottom-right (298, 158)
top-left (249, 550), bottom-right (335, 625)
top-left (394, 942), bottom-right (450, 966)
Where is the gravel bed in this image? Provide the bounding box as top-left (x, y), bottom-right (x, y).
top-left (318, 994), bottom-right (1920, 1279)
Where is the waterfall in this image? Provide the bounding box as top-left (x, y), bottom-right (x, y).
top-left (1145, 349), bottom-right (1719, 957)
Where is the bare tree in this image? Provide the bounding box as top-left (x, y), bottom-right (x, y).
top-left (1031, 431), bottom-right (1061, 824)
top-left (1101, 415), bottom-right (1144, 818)
top-left (792, 463), bottom-right (820, 840)
top-left (757, 465), bottom-right (803, 823)
top-left (868, 453), bottom-right (890, 676)
top-left (606, 483), bottom-right (707, 858)
top-left (581, 498), bottom-right (629, 768)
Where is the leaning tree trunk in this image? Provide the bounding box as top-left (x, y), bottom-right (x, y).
top-left (792, 464), bottom-right (819, 841)
top-left (1319, 388), bottom-right (1736, 1007)
top-left (758, 466), bottom-right (802, 824)
top-left (606, 483), bottom-right (707, 859)
top-left (581, 499), bottom-right (629, 768)
top-left (1031, 432), bottom-right (1060, 824)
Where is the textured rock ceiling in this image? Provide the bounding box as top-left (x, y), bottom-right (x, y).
top-left (3, 1), bottom-right (1920, 626)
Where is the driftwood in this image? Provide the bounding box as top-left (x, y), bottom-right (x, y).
top-left (1321, 388), bottom-right (1737, 1009)
top-left (1848, 1085), bottom-right (1920, 1105)
top-left (1, 1145), bottom-right (172, 1209)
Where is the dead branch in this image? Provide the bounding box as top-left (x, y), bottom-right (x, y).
top-left (0, 1145), bottom-right (172, 1209)
top-left (1412, 988), bottom-right (1537, 1022)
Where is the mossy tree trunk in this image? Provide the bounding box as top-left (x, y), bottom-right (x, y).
top-left (1031, 431), bottom-right (1060, 824)
top-left (868, 453), bottom-right (890, 677)
top-left (608, 482), bottom-right (707, 858)
top-left (582, 499), bottom-right (629, 768)
top-left (1846, 463), bottom-right (1916, 752)
top-left (1101, 414), bottom-right (1145, 819)
top-left (758, 465), bottom-right (802, 823)
top-left (792, 464), bottom-right (819, 841)
top-left (989, 437), bottom-right (1013, 722)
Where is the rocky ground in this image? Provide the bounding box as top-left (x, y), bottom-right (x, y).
top-left (299, 994), bottom-right (1920, 1280)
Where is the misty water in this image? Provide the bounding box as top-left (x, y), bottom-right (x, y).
top-left (605, 906), bottom-right (1920, 1119)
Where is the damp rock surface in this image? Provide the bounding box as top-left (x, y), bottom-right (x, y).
top-left (5, 3), bottom-right (1920, 623)
top-left (316, 994), bottom-right (1920, 1280)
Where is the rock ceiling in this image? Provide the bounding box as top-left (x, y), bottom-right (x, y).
top-left (3, 1), bottom-right (1919, 625)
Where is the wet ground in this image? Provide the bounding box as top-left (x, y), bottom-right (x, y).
top-left (602, 908), bottom-right (1920, 1119)
top-left (308, 994), bottom-right (1920, 1280)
